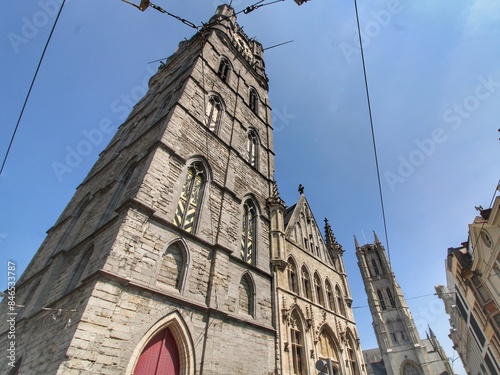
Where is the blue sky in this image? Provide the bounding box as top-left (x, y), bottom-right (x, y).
top-left (2, 1), bottom-right (500, 373)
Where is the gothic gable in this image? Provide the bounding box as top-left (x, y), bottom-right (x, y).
top-left (284, 194), bottom-right (331, 262)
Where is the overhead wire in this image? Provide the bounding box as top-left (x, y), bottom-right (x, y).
top-left (0, 0), bottom-right (67, 176)
top-left (352, 0), bottom-right (391, 264)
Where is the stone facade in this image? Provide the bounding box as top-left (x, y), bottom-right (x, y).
top-left (436, 193), bottom-right (500, 375)
top-left (0, 4), bottom-right (365, 375)
top-left (356, 235), bottom-right (454, 375)
top-left (269, 190), bottom-right (364, 375)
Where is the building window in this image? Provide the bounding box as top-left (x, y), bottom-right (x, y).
top-left (481, 230), bottom-right (493, 248)
top-left (249, 88), bottom-right (259, 114)
top-left (377, 289), bottom-right (387, 310)
top-left (346, 336), bottom-right (359, 375)
top-left (65, 246), bottom-right (93, 293)
top-left (217, 57), bottom-right (231, 82)
top-left (247, 130), bottom-right (259, 167)
top-left (318, 330), bottom-right (337, 361)
top-left (387, 288), bottom-right (396, 308)
top-left (314, 273), bottom-right (325, 307)
top-left (239, 274), bottom-right (254, 316)
top-left (472, 275), bottom-right (491, 303)
top-left (157, 242), bottom-right (187, 290)
top-left (173, 162), bottom-right (206, 233)
top-left (302, 266), bottom-right (312, 300)
top-left (99, 160), bottom-right (136, 226)
top-left (205, 95), bottom-right (223, 132)
top-left (401, 361), bottom-right (423, 375)
top-left (325, 281), bottom-right (335, 311)
top-left (372, 259), bottom-right (380, 275)
top-left (336, 285), bottom-right (346, 316)
top-left (288, 258), bottom-right (299, 294)
top-left (291, 311), bottom-right (305, 375)
top-left (241, 200), bottom-right (256, 264)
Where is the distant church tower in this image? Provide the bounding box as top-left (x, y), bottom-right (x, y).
top-left (356, 234), bottom-right (454, 375)
top-left (0, 5), bottom-right (277, 374)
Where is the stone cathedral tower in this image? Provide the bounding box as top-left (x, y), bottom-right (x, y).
top-left (0, 5), bottom-right (277, 374)
top-left (0, 4), bottom-right (368, 375)
top-left (356, 234), bottom-right (453, 375)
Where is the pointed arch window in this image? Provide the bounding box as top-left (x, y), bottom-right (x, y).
top-left (241, 200), bottom-right (256, 264)
top-left (314, 273), bottom-right (325, 307)
top-left (100, 161), bottom-right (136, 226)
top-left (173, 162), bottom-right (206, 233)
top-left (247, 130), bottom-right (259, 168)
top-left (249, 88), bottom-right (259, 114)
top-left (387, 287), bottom-right (396, 308)
top-left (217, 57), bottom-right (231, 82)
top-left (318, 330), bottom-right (337, 361)
top-left (134, 327), bottom-right (180, 375)
top-left (371, 259), bottom-right (380, 275)
top-left (301, 266), bottom-right (312, 300)
top-left (377, 289), bottom-right (387, 310)
top-left (346, 335), bottom-right (360, 375)
top-left (157, 242), bottom-right (187, 290)
top-left (402, 362), bottom-right (423, 375)
top-left (335, 285), bottom-right (346, 316)
top-left (205, 95), bottom-right (223, 132)
top-left (325, 280), bottom-right (335, 311)
top-left (290, 310), bottom-right (305, 375)
top-left (288, 258), bottom-right (299, 294)
top-left (65, 246), bottom-right (93, 293)
top-left (239, 274), bottom-right (254, 316)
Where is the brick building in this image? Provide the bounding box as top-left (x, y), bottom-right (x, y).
top-left (0, 5), bottom-right (364, 374)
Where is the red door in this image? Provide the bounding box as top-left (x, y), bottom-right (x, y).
top-left (134, 327), bottom-right (180, 375)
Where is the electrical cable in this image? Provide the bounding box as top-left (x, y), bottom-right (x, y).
top-left (352, 0), bottom-right (391, 264)
top-left (0, 0), bottom-right (67, 176)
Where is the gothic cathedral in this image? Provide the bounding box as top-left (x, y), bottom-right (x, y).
top-left (0, 5), bottom-right (365, 375)
top-left (356, 234), bottom-right (454, 375)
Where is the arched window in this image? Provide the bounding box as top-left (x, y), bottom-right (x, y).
top-left (290, 310), bottom-right (305, 375)
top-left (134, 327), bottom-right (180, 375)
top-left (318, 329), bottom-right (338, 362)
top-left (205, 94), bottom-right (223, 132)
top-left (157, 242), bottom-right (187, 290)
top-left (335, 285), bottom-right (346, 316)
top-left (401, 361), bottom-right (423, 375)
top-left (217, 57), bottom-right (231, 82)
top-left (288, 258), bottom-right (299, 294)
top-left (247, 130), bottom-right (259, 168)
top-left (372, 259), bottom-right (380, 275)
top-left (99, 160), bottom-right (136, 226)
top-left (377, 289), bottom-right (387, 310)
top-left (301, 266), bottom-right (312, 300)
top-left (241, 200), bottom-right (256, 264)
top-left (239, 273), bottom-right (254, 316)
top-left (173, 162), bottom-right (206, 233)
top-left (346, 334), bottom-right (360, 375)
top-left (314, 273), bottom-right (324, 307)
top-left (249, 88), bottom-right (259, 114)
top-left (387, 287), bottom-right (396, 308)
top-left (325, 280), bottom-right (335, 311)
top-left (65, 246), bottom-right (93, 293)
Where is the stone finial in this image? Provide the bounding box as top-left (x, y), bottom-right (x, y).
top-left (324, 218), bottom-right (335, 247)
top-left (298, 184), bottom-right (304, 194)
top-left (354, 235), bottom-right (360, 249)
top-left (267, 178), bottom-right (285, 207)
top-left (373, 231), bottom-right (381, 244)
top-left (272, 179), bottom-right (281, 199)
